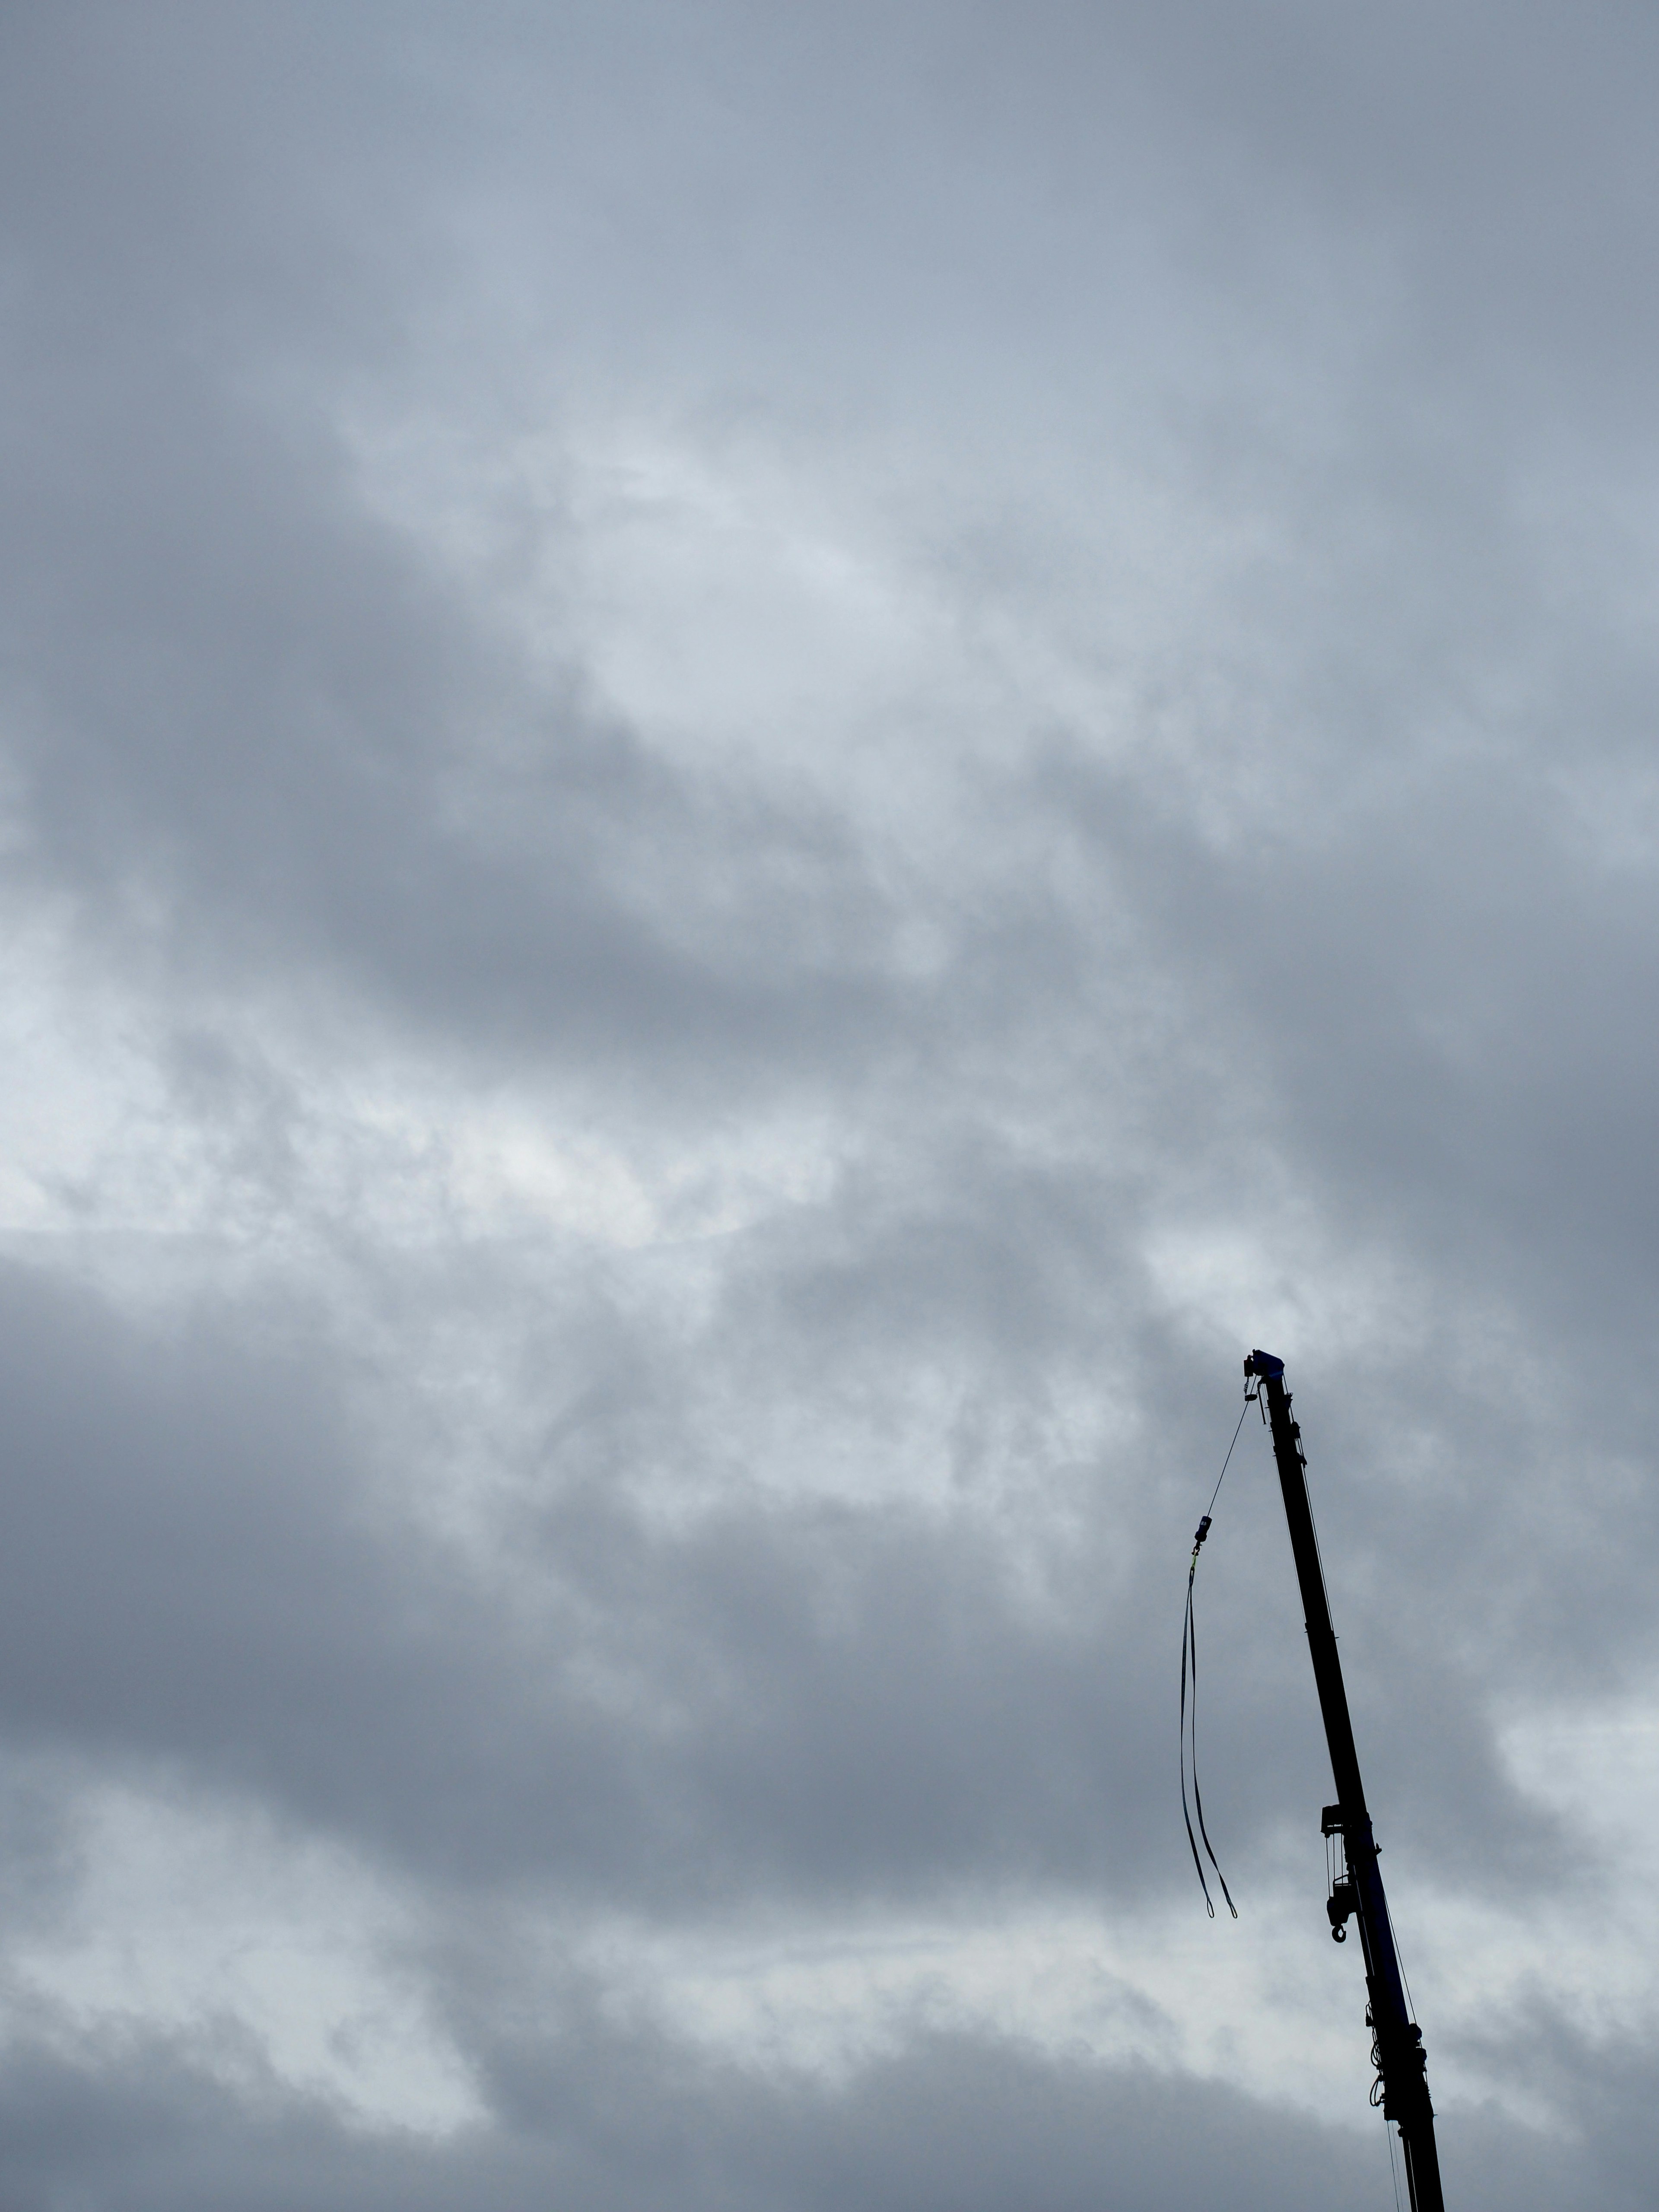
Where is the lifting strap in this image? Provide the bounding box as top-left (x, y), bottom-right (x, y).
top-left (1180, 1394), bottom-right (1251, 1918)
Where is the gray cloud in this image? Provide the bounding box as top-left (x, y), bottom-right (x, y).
top-left (1, 2), bottom-right (1656, 2203)
top-left (0, 2014), bottom-right (1595, 2212)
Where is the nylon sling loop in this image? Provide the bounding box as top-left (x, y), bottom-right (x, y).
top-left (1180, 1395), bottom-right (1251, 1918)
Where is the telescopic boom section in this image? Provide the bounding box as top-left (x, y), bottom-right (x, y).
top-left (1243, 1351), bottom-right (1445, 2212)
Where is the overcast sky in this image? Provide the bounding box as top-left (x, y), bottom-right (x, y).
top-left (3, 4), bottom-right (1659, 2206)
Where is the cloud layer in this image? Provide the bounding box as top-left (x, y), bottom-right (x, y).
top-left (3, 4), bottom-right (1658, 2203)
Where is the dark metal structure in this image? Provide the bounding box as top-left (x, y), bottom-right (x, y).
top-left (1243, 1349), bottom-right (1445, 2212)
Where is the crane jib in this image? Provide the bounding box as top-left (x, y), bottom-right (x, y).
top-left (1243, 1350), bottom-right (1447, 2212)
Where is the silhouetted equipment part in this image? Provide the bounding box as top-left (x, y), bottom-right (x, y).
top-left (1243, 1349), bottom-right (1446, 2212)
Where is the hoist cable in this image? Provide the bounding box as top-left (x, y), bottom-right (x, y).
top-left (1204, 1395), bottom-right (1251, 1524)
top-left (1180, 1395), bottom-right (1250, 1919)
top-left (1383, 2109), bottom-right (1404, 2212)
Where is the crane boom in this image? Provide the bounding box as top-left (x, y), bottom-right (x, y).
top-left (1243, 1350), bottom-right (1446, 2212)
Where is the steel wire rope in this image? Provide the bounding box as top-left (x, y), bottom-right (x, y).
top-left (1383, 2106), bottom-right (1405, 2212)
